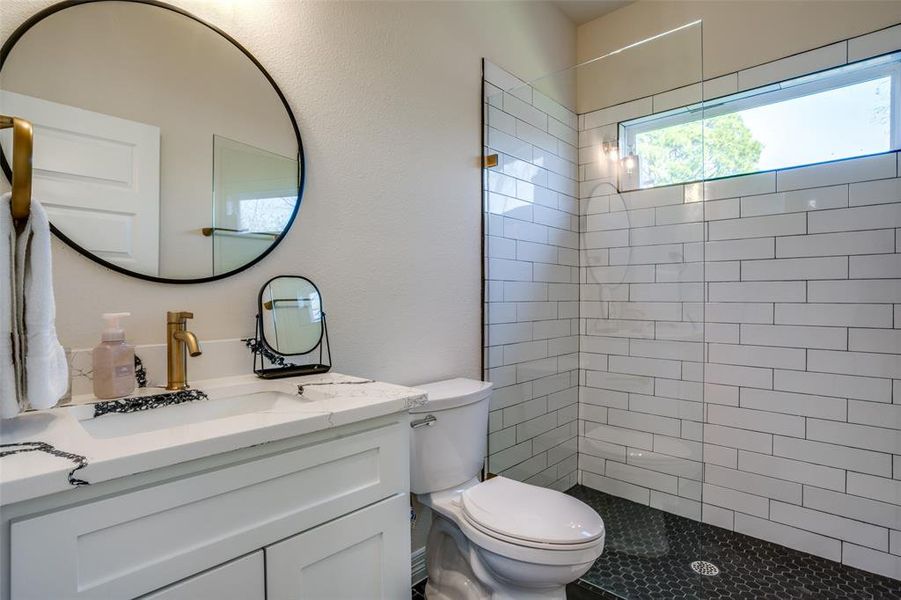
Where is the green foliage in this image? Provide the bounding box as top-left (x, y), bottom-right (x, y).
top-left (635, 113), bottom-right (763, 187)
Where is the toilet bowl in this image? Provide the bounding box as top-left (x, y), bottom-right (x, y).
top-left (411, 379), bottom-right (605, 599)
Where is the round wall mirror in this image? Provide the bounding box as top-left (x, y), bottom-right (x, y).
top-left (0, 0), bottom-right (304, 283)
top-left (259, 276), bottom-right (324, 356)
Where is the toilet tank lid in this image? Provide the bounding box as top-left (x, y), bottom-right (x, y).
top-left (410, 378), bottom-right (492, 413)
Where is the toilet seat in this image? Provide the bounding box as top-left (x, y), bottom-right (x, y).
top-left (421, 477), bottom-right (605, 567)
top-left (461, 477), bottom-right (604, 548)
top-left (461, 515), bottom-right (604, 553)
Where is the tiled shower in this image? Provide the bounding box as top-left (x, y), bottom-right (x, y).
top-left (484, 19), bottom-right (900, 598)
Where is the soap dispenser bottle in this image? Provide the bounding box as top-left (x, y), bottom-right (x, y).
top-left (92, 312), bottom-right (136, 399)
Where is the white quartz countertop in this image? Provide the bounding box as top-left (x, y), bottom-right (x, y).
top-left (0, 373), bottom-right (426, 505)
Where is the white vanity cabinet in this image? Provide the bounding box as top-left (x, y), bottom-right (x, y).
top-left (5, 413), bottom-right (411, 600)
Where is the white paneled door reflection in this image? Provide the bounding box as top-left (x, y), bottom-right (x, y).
top-left (0, 91), bottom-right (160, 275)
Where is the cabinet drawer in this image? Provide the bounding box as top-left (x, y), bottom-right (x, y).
top-left (140, 552), bottom-right (264, 600)
top-left (11, 418), bottom-right (408, 599)
top-left (266, 494), bottom-right (410, 600)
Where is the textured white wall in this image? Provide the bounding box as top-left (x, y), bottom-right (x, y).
top-left (0, 0), bottom-right (576, 386)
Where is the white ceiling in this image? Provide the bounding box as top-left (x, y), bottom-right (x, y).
top-left (553, 0), bottom-right (634, 26)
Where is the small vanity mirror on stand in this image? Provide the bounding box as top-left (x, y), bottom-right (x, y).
top-left (248, 275), bottom-right (331, 379)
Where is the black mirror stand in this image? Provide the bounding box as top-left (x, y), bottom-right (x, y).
top-left (249, 312), bottom-right (332, 379)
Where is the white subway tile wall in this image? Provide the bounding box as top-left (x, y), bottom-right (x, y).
top-left (484, 63), bottom-right (580, 492)
top-left (484, 24), bottom-right (901, 581)
top-left (579, 87), bottom-right (901, 580)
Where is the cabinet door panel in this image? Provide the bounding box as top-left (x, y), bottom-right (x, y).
top-left (140, 552), bottom-right (264, 600)
top-left (266, 494), bottom-right (410, 600)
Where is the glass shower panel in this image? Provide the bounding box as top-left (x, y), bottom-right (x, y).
top-left (482, 63), bottom-right (583, 493)
top-left (485, 17), bottom-right (901, 598)
top-left (211, 135), bottom-right (298, 275)
top-left (482, 20), bottom-right (705, 599)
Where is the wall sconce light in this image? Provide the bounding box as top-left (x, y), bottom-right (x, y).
top-left (601, 140), bottom-right (619, 162)
top-left (622, 155), bottom-right (637, 174)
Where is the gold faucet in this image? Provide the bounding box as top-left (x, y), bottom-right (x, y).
top-left (166, 311), bottom-right (202, 390)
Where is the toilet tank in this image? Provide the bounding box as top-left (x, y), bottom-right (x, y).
top-left (409, 378), bottom-right (493, 494)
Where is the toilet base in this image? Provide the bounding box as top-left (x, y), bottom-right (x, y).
top-left (425, 581), bottom-right (562, 600)
top-left (425, 514), bottom-right (570, 600)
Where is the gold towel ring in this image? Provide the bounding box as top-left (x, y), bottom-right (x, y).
top-left (0, 115), bottom-right (33, 221)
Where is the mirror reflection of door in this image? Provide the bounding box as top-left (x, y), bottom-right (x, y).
top-left (211, 136), bottom-right (298, 276)
top-left (0, 90), bottom-right (161, 275)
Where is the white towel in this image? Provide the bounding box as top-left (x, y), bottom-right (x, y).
top-left (14, 198), bottom-right (67, 411)
top-left (1, 193), bottom-right (20, 418)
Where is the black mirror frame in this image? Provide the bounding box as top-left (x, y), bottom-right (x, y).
top-left (0, 0), bottom-right (305, 285)
top-left (257, 275), bottom-right (325, 356)
top-left (250, 274), bottom-right (331, 379)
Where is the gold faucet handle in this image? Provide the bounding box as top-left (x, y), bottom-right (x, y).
top-left (167, 311), bottom-right (194, 324)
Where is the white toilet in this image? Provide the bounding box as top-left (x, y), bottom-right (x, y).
top-left (411, 378), bottom-right (605, 600)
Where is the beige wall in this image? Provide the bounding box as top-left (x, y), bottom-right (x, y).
top-left (0, 0), bottom-right (575, 388)
top-left (577, 0), bottom-right (901, 110)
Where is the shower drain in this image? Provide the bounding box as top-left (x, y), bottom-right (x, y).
top-left (690, 561), bottom-right (720, 576)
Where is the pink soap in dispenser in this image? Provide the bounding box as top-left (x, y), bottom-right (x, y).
top-left (92, 312), bottom-right (136, 399)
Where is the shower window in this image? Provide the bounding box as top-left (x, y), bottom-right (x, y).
top-left (620, 51), bottom-right (901, 190)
